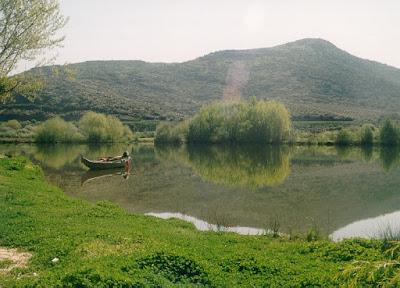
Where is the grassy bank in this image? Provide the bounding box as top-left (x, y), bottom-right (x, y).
top-left (0, 157), bottom-right (398, 287)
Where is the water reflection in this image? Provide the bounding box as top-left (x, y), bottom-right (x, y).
top-left (33, 144), bottom-right (84, 169)
top-left (0, 143), bottom-right (135, 171)
top-left (361, 145), bottom-right (374, 162)
top-left (331, 210), bottom-right (400, 241)
top-left (147, 212), bottom-right (265, 235)
top-left (81, 169), bottom-right (125, 185)
top-left (1, 143), bottom-right (400, 239)
top-left (380, 146), bottom-right (400, 171)
top-left (157, 145), bottom-right (291, 188)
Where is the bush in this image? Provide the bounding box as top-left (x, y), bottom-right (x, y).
top-left (187, 99), bottom-right (291, 144)
top-left (5, 119), bottom-right (22, 130)
top-left (78, 112), bottom-right (134, 143)
top-left (335, 129), bottom-right (353, 146)
top-left (154, 121), bottom-right (187, 145)
top-left (360, 124), bottom-right (374, 146)
top-left (35, 117), bottom-right (83, 143)
top-left (380, 120), bottom-right (399, 146)
top-left (132, 252), bottom-right (212, 286)
top-left (61, 269), bottom-right (140, 288)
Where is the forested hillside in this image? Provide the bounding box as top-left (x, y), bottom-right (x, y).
top-left (2, 38), bottom-right (400, 122)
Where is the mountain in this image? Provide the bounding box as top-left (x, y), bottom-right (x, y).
top-left (2, 38), bottom-right (400, 123)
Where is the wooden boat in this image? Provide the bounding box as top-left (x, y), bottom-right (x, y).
top-left (81, 156), bottom-right (127, 170)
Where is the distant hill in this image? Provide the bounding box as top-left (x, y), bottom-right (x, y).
top-left (2, 38), bottom-right (400, 123)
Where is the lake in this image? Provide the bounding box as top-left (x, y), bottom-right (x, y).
top-left (1, 143), bottom-right (400, 240)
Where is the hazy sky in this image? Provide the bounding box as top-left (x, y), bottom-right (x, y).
top-left (18, 0), bottom-right (400, 71)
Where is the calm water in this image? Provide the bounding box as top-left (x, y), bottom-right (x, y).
top-left (2, 143), bottom-right (400, 240)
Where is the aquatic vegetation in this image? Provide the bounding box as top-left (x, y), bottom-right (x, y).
top-left (335, 129), bottom-right (354, 146)
top-left (187, 99), bottom-right (291, 144)
top-left (154, 121), bottom-right (188, 145)
top-left (35, 117), bottom-right (83, 143)
top-left (155, 99), bottom-right (292, 144)
top-left (32, 112), bottom-right (134, 143)
top-left (4, 120), bottom-right (22, 130)
top-left (0, 121), bottom-right (36, 141)
top-left (78, 111), bottom-right (134, 143)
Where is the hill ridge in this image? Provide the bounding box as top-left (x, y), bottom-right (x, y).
top-left (2, 38), bottom-right (400, 122)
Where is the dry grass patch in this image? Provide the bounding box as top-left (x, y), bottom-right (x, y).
top-left (0, 248), bottom-right (32, 274)
top-left (77, 240), bottom-right (141, 259)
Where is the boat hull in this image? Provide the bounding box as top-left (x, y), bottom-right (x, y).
top-left (81, 156), bottom-right (126, 170)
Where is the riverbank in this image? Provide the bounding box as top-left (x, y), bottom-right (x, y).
top-left (0, 137), bottom-right (154, 145)
top-left (0, 156), bottom-right (397, 287)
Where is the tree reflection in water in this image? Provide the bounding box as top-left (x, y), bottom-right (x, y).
top-left (33, 144), bottom-right (85, 169)
top-left (380, 146), bottom-right (400, 171)
top-left (157, 144), bottom-right (291, 188)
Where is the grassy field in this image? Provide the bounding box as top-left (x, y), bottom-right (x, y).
top-left (0, 156), bottom-right (397, 287)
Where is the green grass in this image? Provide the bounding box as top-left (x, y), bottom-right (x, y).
top-left (0, 259), bottom-right (13, 269)
top-left (0, 156), bottom-right (397, 287)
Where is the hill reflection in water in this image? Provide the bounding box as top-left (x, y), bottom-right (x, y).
top-left (1, 143), bottom-right (400, 238)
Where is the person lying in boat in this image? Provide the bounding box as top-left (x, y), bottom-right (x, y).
top-left (99, 151), bottom-right (130, 162)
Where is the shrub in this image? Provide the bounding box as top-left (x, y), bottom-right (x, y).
top-left (0, 125), bottom-right (17, 138)
top-left (380, 120), bottom-right (399, 146)
top-left (154, 121), bottom-right (187, 145)
top-left (35, 117), bottom-right (83, 143)
top-left (78, 112), bottom-right (134, 143)
top-left (360, 124), bottom-right (374, 146)
top-left (187, 99), bottom-right (291, 144)
top-left (5, 119), bottom-right (22, 130)
top-left (335, 129), bottom-right (353, 146)
top-left (61, 269), bottom-right (140, 288)
top-left (132, 252), bottom-right (212, 286)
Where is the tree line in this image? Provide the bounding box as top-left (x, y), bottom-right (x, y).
top-left (155, 99), bottom-right (291, 145)
top-left (155, 100), bottom-right (400, 147)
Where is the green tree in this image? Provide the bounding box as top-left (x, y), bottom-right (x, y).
top-left (0, 0), bottom-right (67, 101)
top-left (35, 116), bottom-right (82, 143)
top-left (360, 124), bottom-right (374, 146)
top-left (155, 121), bottom-right (188, 145)
top-left (380, 120), bottom-right (399, 146)
top-left (335, 129), bottom-right (353, 146)
top-left (187, 100), bottom-right (291, 144)
top-left (5, 119), bottom-right (22, 130)
top-left (78, 112), bottom-right (133, 143)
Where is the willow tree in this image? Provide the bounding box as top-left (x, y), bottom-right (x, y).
top-left (0, 0), bottom-right (67, 101)
top-left (78, 112), bottom-right (134, 143)
top-left (187, 100), bottom-right (291, 144)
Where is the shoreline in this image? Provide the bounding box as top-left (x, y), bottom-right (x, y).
top-left (0, 156), bottom-right (397, 286)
